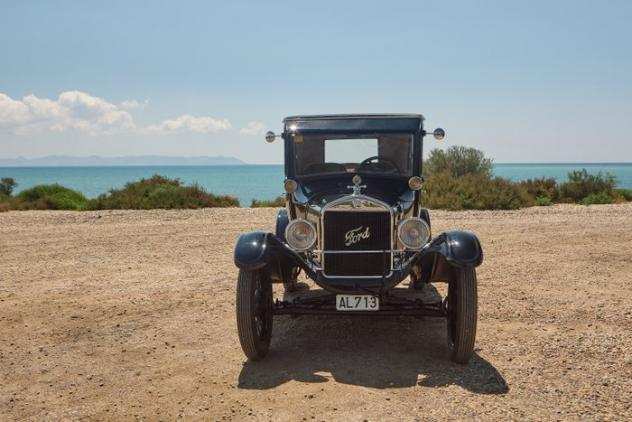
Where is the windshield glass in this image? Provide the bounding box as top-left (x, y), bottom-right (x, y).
top-left (293, 133), bottom-right (413, 177)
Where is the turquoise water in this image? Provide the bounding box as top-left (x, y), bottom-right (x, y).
top-left (1, 163), bottom-right (631, 206)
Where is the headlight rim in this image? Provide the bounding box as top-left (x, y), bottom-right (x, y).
top-left (397, 217), bottom-right (431, 250)
top-left (284, 218), bottom-right (317, 251)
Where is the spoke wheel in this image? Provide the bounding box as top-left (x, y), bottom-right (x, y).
top-left (236, 269), bottom-right (273, 360)
top-left (446, 267), bottom-right (478, 364)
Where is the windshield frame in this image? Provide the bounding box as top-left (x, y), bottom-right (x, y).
top-left (287, 132), bottom-right (417, 180)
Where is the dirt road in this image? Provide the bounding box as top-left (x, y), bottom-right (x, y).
top-left (1, 205), bottom-right (631, 420)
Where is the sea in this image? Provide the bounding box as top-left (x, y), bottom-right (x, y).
top-left (2, 163), bottom-right (632, 207)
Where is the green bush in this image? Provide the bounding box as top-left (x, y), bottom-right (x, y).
top-left (581, 191), bottom-right (614, 205)
top-left (535, 196), bottom-right (553, 206)
top-left (0, 193), bottom-right (10, 212)
top-left (424, 171), bottom-right (533, 210)
top-left (251, 196), bottom-right (285, 208)
top-left (424, 146), bottom-right (493, 178)
top-left (86, 175), bottom-right (239, 210)
top-left (13, 184), bottom-right (88, 210)
top-left (519, 178), bottom-right (559, 201)
top-left (559, 169), bottom-right (616, 203)
top-left (0, 177), bottom-right (17, 196)
top-left (614, 188), bottom-right (632, 201)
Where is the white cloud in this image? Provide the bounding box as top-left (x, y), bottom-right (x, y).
top-left (0, 91), bottom-right (232, 136)
top-left (239, 120), bottom-right (266, 136)
top-left (144, 114), bottom-right (232, 134)
top-left (119, 99), bottom-right (149, 110)
top-left (0, 91), bottom-right (135, 135)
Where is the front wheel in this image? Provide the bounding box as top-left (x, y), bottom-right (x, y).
top-left (446, 267), bottom-right (478, 364)
top-left (236, 269), bottom-right (273, 360)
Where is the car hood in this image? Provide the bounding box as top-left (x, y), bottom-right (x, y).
top-left (293, 176), bottom-right (415, 212)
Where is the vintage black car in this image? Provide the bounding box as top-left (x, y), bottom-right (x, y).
top-left (234, 114), bottom-right (483, 363)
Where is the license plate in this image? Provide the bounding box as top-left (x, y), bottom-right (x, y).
top-left (335, 295), bottom-right (379, 311)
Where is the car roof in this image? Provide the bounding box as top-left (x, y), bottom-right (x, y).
top-left (282, 114), bottom-right (424, 134)
top-left (283, 113), bottom-right (424, 121)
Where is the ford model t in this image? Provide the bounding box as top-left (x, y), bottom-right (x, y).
top-left (234, 114), bottom-right (483, 363)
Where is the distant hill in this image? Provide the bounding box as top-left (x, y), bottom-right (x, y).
top-left (0, 155), bottom-right (246, 167)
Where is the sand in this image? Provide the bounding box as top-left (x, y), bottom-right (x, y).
top-left (1, 204), bottom-right (632, 420)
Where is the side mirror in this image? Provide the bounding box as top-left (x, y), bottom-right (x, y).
top-left (265, 131), bottom-right (276, 143)
top-left (433, 128), bottom-right (446, 141)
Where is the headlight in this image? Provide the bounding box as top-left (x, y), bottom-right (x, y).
top-left (397, 217), bottom-right (430, 250)
top-left (284, 179), bottom-right (298, 193)
top-left (285, 219), bottom-right (317, 251)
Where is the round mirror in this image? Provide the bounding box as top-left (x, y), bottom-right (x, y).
top-left (433, 128), bottom-right (446, 141)
top-left (265, 131), bottom-right (276, 143)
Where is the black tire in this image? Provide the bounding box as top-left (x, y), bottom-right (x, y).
top-left (447, 267), bottom-right (477, 364)
top-left (236, 269), bottom-right (273, 360)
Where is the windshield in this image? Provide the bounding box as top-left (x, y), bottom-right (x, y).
top-left (293, 133), bottom-right (413, 177)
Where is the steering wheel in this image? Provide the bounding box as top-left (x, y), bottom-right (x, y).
top-left (358, 156), bottom-right (400, 173)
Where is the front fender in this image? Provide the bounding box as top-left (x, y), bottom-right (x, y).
top-left (234, 231), bottom-right (315, 282)
top-left (415, 230), bottom-right (483, 284)
top-left (234, 231), bottom-right (271, 271)
top-left (425, 230), bottom-right (483, 268)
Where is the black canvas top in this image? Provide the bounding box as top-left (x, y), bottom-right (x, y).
top-left (283, 114), bottom-right (424, 134)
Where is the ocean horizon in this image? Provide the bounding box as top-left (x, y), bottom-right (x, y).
top-left (2, 163), bottom-right (632, 206)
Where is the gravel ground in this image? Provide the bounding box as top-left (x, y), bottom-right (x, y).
top-left (1, 204), bottom-right (632, 420)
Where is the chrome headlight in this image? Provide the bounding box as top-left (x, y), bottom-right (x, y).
top-left (285, 219), bottom-right (317, 251)
top-left (397, 217), bottom-right (430, 250)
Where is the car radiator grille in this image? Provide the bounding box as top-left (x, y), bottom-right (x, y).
top-left (322, 210), bottom-right (391, 277)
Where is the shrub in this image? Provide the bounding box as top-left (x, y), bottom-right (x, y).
top-left (0, 177), bottom-right (17, 196)
top-left (0, 193), bottom-right (9, 212)
top-left (535, 196), bottom-right (553, 206)
top-left (251, 196), bottom-right (285, 207)
top-left (614, 188), bottom-right (632, 201)
top-left (581, 192), bottom-right (614, 205)
top-left (424, 146), bottom-right (493, 178)
top-left (13, 184), bottom-right (88, 210)
top-left (559, 169), bottom-right (616, 203)
top-left (86, 174), bottom-right (239, 210)
top-left (424, 171), bottom-right (533, 210)
top-left (519, 178), bottom-right (559, 201)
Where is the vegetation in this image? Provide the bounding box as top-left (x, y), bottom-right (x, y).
top-left (251, 196), bottom-right (285, 208)
top-left (11, 184), bottom-right (88, 210)
top-left (0, 177), bottom-right (17, 196)
top-left (519, 178), bottom-right (559, 202)
top-left (615, 188), bottom-right (632, 201)
top-left (581, 191), bottom-right (614, 205)
top-left (535, 196), bottom-right (553, 206)
top-left (424, 146), bottom-right (493, 179)
top-left (0, 175), bottom-right (239, 211)
top-left (86, 175), bottom-right (239, 210)
top-left (423, 147), bottom-right (531, 210)
top-left (423, 146), bottom-right (626, 210)
top-left (558, 169), bottom-right (616, 203)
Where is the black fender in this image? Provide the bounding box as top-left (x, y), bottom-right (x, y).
top-left (234, 231), bottom-right (312, 282)
top-left (416, 230), bottom-right (483, 283)
top-left (425, 230), bottom-right (483, 267)
top-left (235, 209), bottom-right (288, 271)
top-left (234, 231), bottom-right (271, 271)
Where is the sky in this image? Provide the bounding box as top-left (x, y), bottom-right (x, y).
top-left (1, 0), bottom-right (631, 164)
